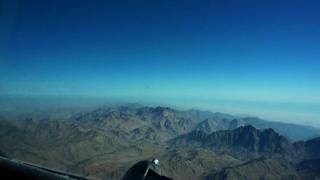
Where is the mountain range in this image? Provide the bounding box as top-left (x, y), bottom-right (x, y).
top-left (0, 104), bottom-right (319, 179)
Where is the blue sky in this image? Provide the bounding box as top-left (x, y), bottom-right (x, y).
top-left (1, 0), bottom-right (320, 126)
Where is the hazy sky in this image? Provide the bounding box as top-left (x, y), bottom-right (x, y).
top-left (1, 0), bottom-right (320, 126)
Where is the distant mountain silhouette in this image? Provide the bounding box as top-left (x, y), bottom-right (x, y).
top-left (72, 105), bottom-right (320, 141)
top-left (195, 117), bottom-right (320, 141)
top-left (170, 125), bottom-right (296, 159)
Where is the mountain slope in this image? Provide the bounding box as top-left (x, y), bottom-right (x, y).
top-left (208, 157), bottom-right (301, 180)
top-left (0, 117), bottom-right (127, 171)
